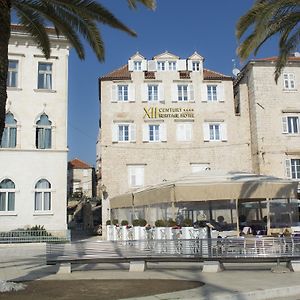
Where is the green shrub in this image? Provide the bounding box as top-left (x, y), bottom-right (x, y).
top-left (106, 220), bottom-right (111, 225)
top-left (121, 220), bottom-right (129, 226)
top-left (182, 218), bottom-right (193, 227)
top-left (138, 219), bottom-right (147, 227)
top-left (132, 219), bottom-right (140, 226)
top-left (112, 219), bottom-right (119, 225)
top-left (166, 219), bottom-right (176, 227)
top-left (155, 219), bottom-right (166, 227)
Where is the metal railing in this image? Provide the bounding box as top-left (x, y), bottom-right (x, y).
top-left (0, 230), bottom-right (71, 244)
top-left (46, 236), bottom-right (300, 262)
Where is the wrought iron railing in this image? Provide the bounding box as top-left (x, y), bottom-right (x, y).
top-left (0, 230), bottom-right (71, 244)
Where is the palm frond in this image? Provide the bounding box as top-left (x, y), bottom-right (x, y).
top-left (127, 0), bottom-right (156, 10)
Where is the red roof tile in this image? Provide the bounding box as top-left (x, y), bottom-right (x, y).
top-left (100, 64), bottom-right (231, 81)
top-left (68, 158), bottom-right (91, 169)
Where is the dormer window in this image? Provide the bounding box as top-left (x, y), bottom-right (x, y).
top-left (192, 61), bottom-right (200, 71)
top-left (134, 61), bottom-right (142, 71)
top-left (157, 61), bottom-right (166, 71)
top-left (168, 61), bottom-right (177, 71)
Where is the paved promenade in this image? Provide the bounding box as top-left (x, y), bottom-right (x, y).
top-left (1, 242), bottom-right (300, 299)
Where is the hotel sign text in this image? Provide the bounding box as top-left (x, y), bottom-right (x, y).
top-left (143, 107), bottom-right (194, 119)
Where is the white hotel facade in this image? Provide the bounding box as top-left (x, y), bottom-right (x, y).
top-left (98, 51), bottom-right (300, 227)
top-left (0, 26), bottom-right (69, 232)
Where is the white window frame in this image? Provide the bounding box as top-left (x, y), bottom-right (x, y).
top-left (283, 116), bottom-right (299, 134)
top-left (0, 179), bottom-right (15, 212)
top-left (168, 61), bottom-right (177, 71)
top-left (176, 123), bottom-right (192, 142)
top-left (34, 179), bottom-right (52, 212)
top-left (113, 123), bottom-right (136, 143)
top-left (157, 61), bottom-right (166, 71)
top-left (38, 62), bottom-right (52, 90)
top-left (283, 73), bottom-right (295, 90)
top-left (0, 112), bottom-right (17, 148)
top-left (134, 61), bottom-right (142, 71)
top-left (207, 85), bottom-right (218, 101)
top-left (117, 85), bottom-right (129, 102)
top-left (178, 85), bottom-right (188, 101)
top-left (7, 60), bottom-right (18, 88)
top-left (128, 165), bottom-right (144, 188)
top-left (286, 159), bottom-right (300, 179)
top-left (192, 61), bottom-right (200, 71)
top-left (209, 124), bottom-right (221, 141)
top-left (148, 84), bottom-right (158, 102)
top-left (149, 124), bottom-right (160, 142)
top-left (118, 124), bottom-right (130, 142)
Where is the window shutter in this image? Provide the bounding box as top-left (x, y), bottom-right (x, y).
top-left (221, 123), bottom-right (227, 141)
top-left (201, 84), bottom-right (207, 102)
top-left (203, 123), bottom-right (210, 141)
top-left (285, 159), bottom-right (291, 178)
top-left (129, 84), bottom-right (135, 102)
top-left (130, 124), bottom-right (136, 142)
top-left (111, 85), bottom-right (117, 102)
top-left (282, 116), bottom-right (288, 133)
top-left (217, 84), bottom-right (225, 102)
top-left (159, 84), bottom-right (164, 102)
top-left (160, 123), bottom-right (167, 142)
top-left (136, 167), bottom-right (144, 186)
top-left (176, 123), bottom-right (184, 141)
top-left (142, 84), bottom-right (147, 102)
top-left (141, 60), bottom-right (147, 71)
top-left (186, 123), bottom-right (192, 141)
top-left (172, 84), bottom-right (178, 102)
top-left (148, 60), bottom-right (156, 71)
top-left (177, 59), bottom-right (186, 71)
top-left (112, 124), bottom-right (118, 142)
top-left (128, 60), bottom-right (134, 71)
top-left (187, 60), bottom-right (193, 71)
top-left (142, 124), bottom-right (149, 142)
top-left (189, 84), bottom-right (194, 102)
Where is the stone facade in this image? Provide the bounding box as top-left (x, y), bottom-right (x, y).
top-left (0, 26), bottom-right (69, 231)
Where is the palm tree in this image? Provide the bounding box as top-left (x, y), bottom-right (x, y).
top-left (0, 0), bottom-right (155, 140)
top-left (236, 0), bottom-right (300, 82)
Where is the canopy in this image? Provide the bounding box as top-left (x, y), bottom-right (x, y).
top-left (110, 171), bottom-right (299, 208)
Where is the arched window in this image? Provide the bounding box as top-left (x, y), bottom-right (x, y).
top-left (36, 114), bottom-right (52, 149)
top-left (0, 112), bottom-right (17, 148)
top-left (0, 179), bottom-right (15, 211)
top-left (34, 179), bottom-right (51, 211)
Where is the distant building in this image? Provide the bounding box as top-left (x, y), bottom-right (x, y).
top-left (0, 25), bottom-right (70, 232)
top-left (68, 158), bottom-right (95, 198)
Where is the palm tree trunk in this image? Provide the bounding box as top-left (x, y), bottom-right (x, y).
top-left (0, 1), bottom-right (11, 141)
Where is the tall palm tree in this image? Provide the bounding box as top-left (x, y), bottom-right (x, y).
top-left (0, 0), bottom-right (155, 140)
top-left (236, 0), bottom-right (300, 82)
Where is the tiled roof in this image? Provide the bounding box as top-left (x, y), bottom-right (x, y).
top-left (100, 65), bottom-right (231, 81)
top-left (68, 158), bottom-right (91, 169)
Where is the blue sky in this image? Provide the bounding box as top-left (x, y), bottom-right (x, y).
top-left (67, 0), bottom-right (278, 166)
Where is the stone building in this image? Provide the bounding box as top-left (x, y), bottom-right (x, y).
top-left (0, 25), bottom-right (70, 232)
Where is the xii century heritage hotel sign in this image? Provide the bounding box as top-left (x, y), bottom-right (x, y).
top-left (143, 107), bottom-right (194, 119)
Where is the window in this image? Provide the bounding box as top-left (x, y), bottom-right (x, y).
top-left (149, 124), bottom-right (160, 142)
top-left (117, 85), bottom-right (128, 101)
top-left (34, 179), bottom-right (51, 211)
top-left (192, 61), bottom-right (200, 71)
top-left (209, 124), bottom-right (220, 140)
top-left (7, 60), bottom-right (18, 87)
top-left (178, 85), bottom-right (188, 101)
top-left (148, 84), bottom-right (158, 101)
top-left (134, 61), bottom-right (142, 71)
top-left (168, 61), bottom-right (177, 71)
top-left (112, 123), bottom-right (136, 142)
top-left (283, 116), bottom-right (299, 134)
top-left (118, 124), bottom-right (129, 141)
top-left (207, 85), bottom-right (217, 101)
top-left (0, 112), bottom-right (17, 148)
top-left (36, 114), bottom-right (52, 149)
top-left (176, 123), bottom-right (192, 141)
top-left (283, 73), bottom-right (295, 89)
top-left (0, 179), bottom-right (15, 212)
top-left (38, 62), bottom-right (52, 89)
top-left (286, 159), bottom-right (300, 179)
top-left (157, 61), bottom-right (165, 71)
top-left (128, 165), bottom-right (144, 187)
